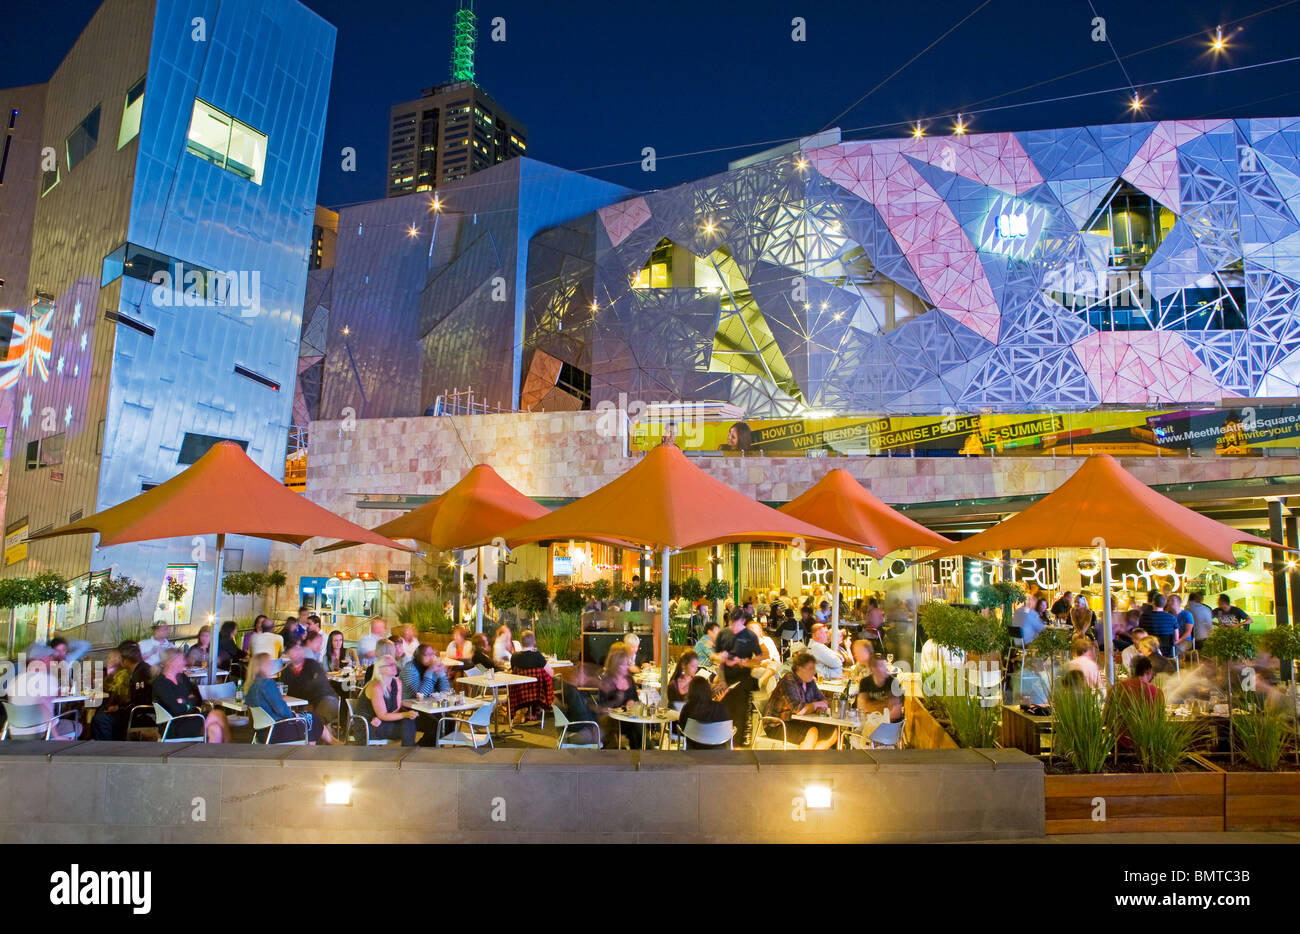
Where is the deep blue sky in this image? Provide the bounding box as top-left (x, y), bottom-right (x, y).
top-left (6, 0), bottom-right (1300, 207)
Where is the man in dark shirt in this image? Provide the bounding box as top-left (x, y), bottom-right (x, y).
top-left (1050, 591), bottom-right (1073, 621)
top-left (716, 608), bottom-right (759, 744)
top-left (90, 642), bottom-right (150, 740)
top-left (509, 630), bottom-right (549, 671)
top-left (281, 641), bottom-right (338, 743)
top-left (1141, 593), bottom-right (1179, 656)
top-left (1213, 593), bottom-right (1251, 628)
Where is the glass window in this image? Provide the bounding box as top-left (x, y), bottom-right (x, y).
top-left (40, 165), bottom-right (59, 197)
top-left (185, 98), bottom-right (266, 184)
top-left (40, 432), bottom-right (65, 467)
top-left (117, 75), bottom-right (145, 149)
top-left (65, 105), bottom-right (100, 172)
top-left (24, 440), bottom-right (38, 471)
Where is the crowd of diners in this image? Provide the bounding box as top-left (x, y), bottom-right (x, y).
top-left (1008, 582), bottom-right (1294, 717)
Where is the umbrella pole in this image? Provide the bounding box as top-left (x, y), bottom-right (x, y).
top-left (831, 547), bottom-right (841, 651)
top-left (1101, 541), bottom-right (1115, 686)
top-left (210, 533), bottom-right (225, 686)
top-left (475, 547), bottom-right (485, 636)
top-left (659, 546), bottom-right (671, 693)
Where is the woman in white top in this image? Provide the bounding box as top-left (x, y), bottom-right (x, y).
top-left (444, 625), bottom-right (473, 662)
top-left (397, 624), bottom-right (420, 662)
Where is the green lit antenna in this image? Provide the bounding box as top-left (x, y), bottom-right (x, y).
top-left (449, 0), bottom-right (477, 82)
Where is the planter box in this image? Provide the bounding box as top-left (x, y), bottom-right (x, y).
top-left (904, 695), bottom-right (958, 750)
top-left (418, 633), bottom-right (451, 652)
top-left (1044, 759), bottom-right (1224, 834)
top-left (1225, 771), bottom-right (1300, 831)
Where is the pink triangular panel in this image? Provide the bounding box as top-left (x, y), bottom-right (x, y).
top-left (598, 197), bottom-right (652, 247)
top-left (1073, 332), bottom-right (1235, 403)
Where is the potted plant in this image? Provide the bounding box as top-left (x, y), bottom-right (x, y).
top-left (704, 577), bottom-right (729, 622)
top-left (589, 578), bottom-right (612, 608)
top-left (1200, 625), bottom-right (1259, 765)
top-left (265, 569), bottom-right (287, 616)
top-left (913, 602), bottom-right (1008, 746)
top-left (976, 580), bottom-right (1026, 625)
top-left (165, 576), bottom-right (188, 628)
top-left (515, 578), bottom-right (551, 623)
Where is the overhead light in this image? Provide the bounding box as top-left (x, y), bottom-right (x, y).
top-left (912, 122), bottom-right (924, 138)
top-left (702, 219), bottom-right (717, 235)
top-left (1148, 551), bottom-right (1173, 573)
top-left (406, 224), bottom-right (419, 238)
top-left (953, 113), bottom-right (966, 135)
top-left (341, 325), bottom-right (350, 336)
top-left (1130, 91), bottom-right (1144, 112)
top-left (805, 783), bottom-right (833, 809)
top-left (590, 300), bottom-right (599, 311)
top-left (794, 156), bottom-right (808, 170)
top-left (1211, 25), bottom-right (1226, 52)
top-left (323, 777), bottom-right (353, 806)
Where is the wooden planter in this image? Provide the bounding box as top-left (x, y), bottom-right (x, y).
top-left (418, 633), bottom-right (451, 652)
top-left (1225, 770), bottom-right (1300, 831)
top-left (1044, 757), bottom-right (1225, 834)
top-left (904, 694), bottom-right (958, 750)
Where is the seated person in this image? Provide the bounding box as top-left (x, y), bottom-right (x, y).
top-left (139, 622), bottom-right (176, 668)
top-left (491, 624), bottom-right (515, 668)
top-left (1120, 629), bottom-right (1150, 671)
top-left (396, 624), bottom-right (420, 663)
top-left (444, 625), bottom-right (474, 663)
top-left (89, 648), bottom-right (132, 741)
top-left (402, 643), bottom-right (452, 696)
top-left (247, 618), bottom-right (284, 660)
top-left (469, 632), bottom-right (500, 671)
top-left (506, 631), bottom-right (554, 723)
top-left (762, 651), bottom-right (838, 750)
top-left (218, 621), bottom-right (247, 670)
top-left (1114, 655), bottom-right (1164, 748)
top-left (245, 652), bottom-right (318, 743)
top-left (856, 654), bottom-right (903, 724)
top-left (677, 675), bottom-right (732, 749)
top-left (623, 633), bottom-right (643, 674)
top-left (185, 626), bottom-right (215, 669)
top-left (281, 641), bottom-right (338, 744)
top-left (323, 630), bottom-right (360, 672)
top-left (301, 629), bottom-right (326, 663)
top-left (596, 646), bottom-right (640, 748)
top-left (558, 679), bottom-right (602, 746)
top-left (806, 622), bottom-right (843, 681)
top-left (1065, 638), bottom-right (1100, 689)
top-left (153, 649), bottom-right (230, 742)
top-left (8, 656), bottom-right (79, 739)
top-left (666, 651), bottom-right (700, 708)
top-left (352, 654), bottom-right (417, 746)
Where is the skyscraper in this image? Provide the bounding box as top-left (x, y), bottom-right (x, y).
top-left (386, 1), bottom-right (527, 197)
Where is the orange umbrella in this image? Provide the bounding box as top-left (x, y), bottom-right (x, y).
top-left (315, 463), bottom-right (551, 633)
top-left (501, 443), bottom-right (867, 686)
top-left (921, 454), bottom-right (1286, 682)
top-left (28, 441), bottom-right (411, 680)
top-left (779, 468), bottom-right (953, 639)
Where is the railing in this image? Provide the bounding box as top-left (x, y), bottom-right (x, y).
top-left (430, 386), bottom-right (515, 416)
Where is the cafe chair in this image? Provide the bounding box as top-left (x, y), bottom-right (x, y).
top-left (551, 704), bottom-right (601, 749)
top-left (438, 702), bottom-right (495, 749)
top-left (249, 705), bottom-right (309, 745)
top-left (199, 681), bottom-right (247, 727)
top-left (338, 697), bottom-right (388, 746)
top-left (751, 715), bottom-right (800, 750)
top-left (681, 718), bottom-right (735, 749)
top-left (0, 702), bottom-right (80, 741)
top-left (152, 703), bottom-right (207, 743)
top-left (848, 715), bottom-right (905, 750)
top-left (125, 704), bottom-right (157, 741)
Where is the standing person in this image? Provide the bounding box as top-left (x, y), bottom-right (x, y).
top-left (1013, 597), bottom-right (1046, 644)
top-left (1066, 638), bottom-right (1101, 689)
top-left (301, 629), bottom-right (326, 663)
top-left (281, 641), bottom-right (338, 744)
top-left (715, 608), bottom-right (760, 745)
top-left (356, 617), bottom-right (388, 666)
top-left (1141, 593), bottom-right (1179, 657)
top-left (1050, 591), bottom-right (1074, 622)
top-left (1185, 591), bottom-right (1215, 649)
top-left (491, 624), bottom-right (515, 668)
top-left (1168, 594), bottom-right (1194, 656)
top-left (1213, 593), bottom-right (1252, 629)
top-left (242, 616), bottom-right (268, 655)
top-left (280, 615), bottom-right (305, 645)
top-left (153, 649), bottom-right (230, 742)
top-left (354, 655), bottom-right (418, 746)
top-left (863, 597), bottom-right (885, 641)
top-left (629, 575), bottom-right (645, 612)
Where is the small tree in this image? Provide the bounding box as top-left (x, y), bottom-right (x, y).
top-left (88, 574), bottom-right (145, 643)
top-left (681, 576), bottom-right (704, 604)
top-left (0, 578), bottom-right (31, 652)
top-left (265, 569), bottom-right (287, 615)
top-left (516, 579), bottom-right (551, 620)
top-left (165, 576), bottom-right (188, 628)
top-left (553, 584), bottom-right (588, 620)
top-left (221, 571), bottom-right (263, 621)
top-left (589, 579), bottom-right (612, 606)
top-left (976, 580), bottom-right (1026, 625)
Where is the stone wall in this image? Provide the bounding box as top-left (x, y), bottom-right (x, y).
top-left (269, 409), bottom-right (1300, 586)
top-left (0, 743), bottom-right (1043, 844)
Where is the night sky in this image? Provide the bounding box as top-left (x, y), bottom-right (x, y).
top-left (5, 0), bottom-right (1300, 207)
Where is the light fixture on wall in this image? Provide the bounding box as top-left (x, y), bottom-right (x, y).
top-left (1148, 552), bottom-right (1173, 573)
top-left (805, 782), bottom-right (833, 809)
top-left (323, 776), bottom-right (353, 806)
top-left (1076, 555), bottom-right (1099, 576)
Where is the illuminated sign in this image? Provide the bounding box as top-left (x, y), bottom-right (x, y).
top-left (995, 212), bottom-right (1028, 239)
top-left (979, 195), bottom-right (1046, 259)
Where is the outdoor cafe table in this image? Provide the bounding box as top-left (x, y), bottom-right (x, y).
top-left (456, 672), bottom-right (536, 736)
top-left (216, 694), bottom-right (308, 714)
top-left (608, 706), bottom-right (679, 749)
top-left (187, 667), bottom-right (228, 683)
top-left (792, 709), bottom-right (861, 749)
top-left (402, 695), bottom-right (486, 745)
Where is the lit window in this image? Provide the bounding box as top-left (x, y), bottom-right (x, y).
top-left (66, 105), bottom-right (100, 172)
top-left (118, 76), bottom-right (145, 149)
top-left (185, 98), bottom-right (267, 184)
top-left (40, 165), bottom-right (59, 197)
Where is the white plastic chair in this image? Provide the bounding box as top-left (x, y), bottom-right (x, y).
top-left (681, 718), bottom-right (734, 748)
top-left (152, 702), bottom-right (206, 743)
top-left (340, 697), bottom-right (390, 746)
top-left (1, 701), bottom-right (79, 740)
top-left (847, 712), bottom-right (905, 749)
top-left (551, 704), bottom-right (600, 749)
top-left (437, 702), bottom-right (495, 748)
top-left (249, 705), bottom-right (308, 745)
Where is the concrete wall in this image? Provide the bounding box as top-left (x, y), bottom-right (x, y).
top-left (0, 743), bottom-right (1043, 843)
